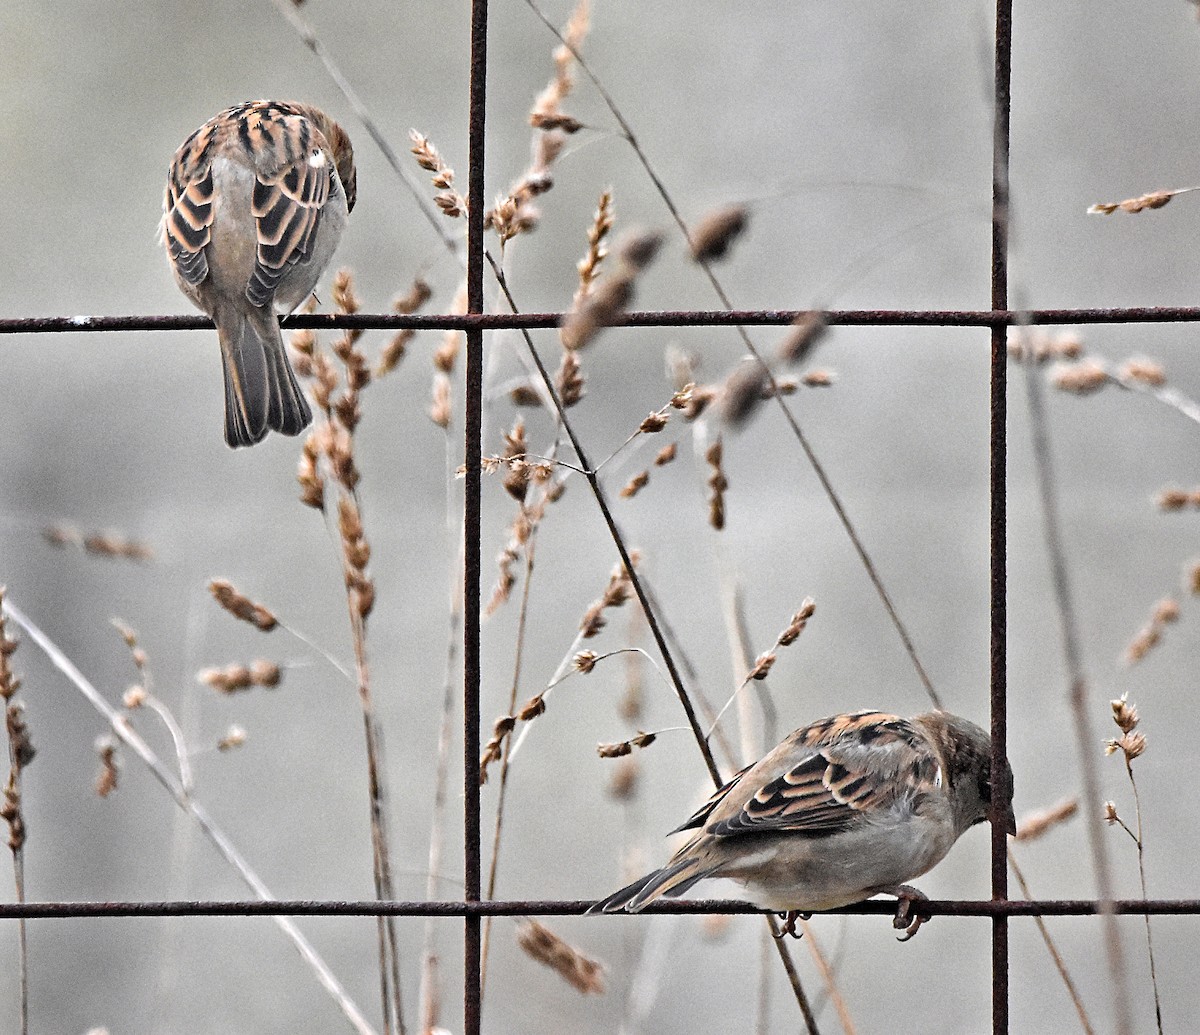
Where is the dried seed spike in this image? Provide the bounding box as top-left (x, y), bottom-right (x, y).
top-left (1013, 797), bottom-right (1079, 842)
top-left (777, 312), bottom-right (828, 367)
top-left (1110, 694), bottom-right (1139, 734)
top-left (95, 737), bottom-right (119, 798)
top-left (619, 471), bottom-right (649, 499)
top-left (654, 442), bottom-right (677, 466)
top-left (689, 204), bottom-right (748, 262)
top-left (1119, 357), bottom-right (1166, 386)
top-left (217, 725), bottom-right (247, 752)
top-left (0, 588), bottom-right (20, 701)
top-left (706, 437), bottom-right (728, 530)
top-left (777, 598), bottom-right (816, 646)
top-left (617, 229), bottom-right (663, 272)
top-left (597, 740), bottom-right (632, 758)
top-left (748, 651), bottom-right (776, 680)
top-left (393, 277), bottom-right (433, 315)
top-left (208, 579), bottom-right (278, 632)
top-left (516, 920), bottom-right (605, 996)
top-left (1153, 598), bottom-right (1180, 624)
top-left (573, 650), bottom-right (598, 673)
top-left (1052, 360), bottom-right (1108, 394)
top-left (517, 694), bottom-right (546, 721)
top-left (639, 411), bottom-right (668, 434)
top-left (720, 357), bottom-right (768, 427)
top-left (1157, 488), bottom-right (1190, 511)
top-left (555, 349), bottom-right (585, 407)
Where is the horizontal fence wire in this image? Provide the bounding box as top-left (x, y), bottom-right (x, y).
top-left (1, 899), bottom-right (1199, 920)
top-left (5, 306), bottom-right (1200, 336)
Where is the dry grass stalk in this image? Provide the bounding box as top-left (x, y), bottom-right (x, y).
top-left (484, 0), bottom-right (591, 243)
top-left (410, 130), bottom-right (468, 219)
top-left (485, 471), bottom-right (559, 617)
top-left (689, 204), bottom-right (748, 262)
top-left (41, 525), bottom-right (154, 561)
top-left (531, 0), bottom-right (589, 131)
top-left (1088, 187), bottom-right (1196, 215)
top-left (516, 919), bottom-right (605, 996)
top-left (1, 592), bottom-right (32, 1035)
top-left (208, 579), bottom-right (278, 632)
top-left (597, 730), bottom-right (656, 758)
top-left (579, 556), bottom-right (638, 638)
top-left (1014, 797), bottom-right (1079, 842)
top-left (575, 189), bottom-right (614, 306)
top-left (199, 661), bottom-right (283, 695)
top-left (706, 437), bottom-right (728, 530)
top-left (1103, 694), bottom-right (1163, 1032)
top-left (1123, 597), bottom-right (1179, 665)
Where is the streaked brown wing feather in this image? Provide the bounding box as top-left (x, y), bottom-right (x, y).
top-left (668, 762), bottom-right (755, 834)
top-left (247, 147), bottom-right (330, 307)
top-left (707, 713), bottom-right (936, 838)
top-left (163, 128), bottom-right (217, 287)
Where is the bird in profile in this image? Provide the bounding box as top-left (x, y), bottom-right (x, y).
top-left (590, 709), bottom-right (1015, 939)
top-left (162, 101), bottom-right (357, 448)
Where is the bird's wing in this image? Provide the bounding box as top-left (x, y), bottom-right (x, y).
top-left (246, 130), bottom-right (331, 307)
top-left (706, 712), bottom-right (938, 838)
top-left (667, 762), bottom-right (755, 834)
top-left (162, 125), bottom-right (217, 288)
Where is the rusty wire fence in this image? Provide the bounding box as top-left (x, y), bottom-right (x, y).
top-left (3, 1), bottom-right (1200, 1033)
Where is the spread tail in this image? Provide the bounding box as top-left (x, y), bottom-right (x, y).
top-left (216, 305), bottom-right (312, 448)
top-left (587, 857), bottom-right (714, 915)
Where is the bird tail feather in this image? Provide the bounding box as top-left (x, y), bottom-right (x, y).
top-left (588, 857), bottom-right (715, 915)
top-left (217, 305), bottom-right (312, 448)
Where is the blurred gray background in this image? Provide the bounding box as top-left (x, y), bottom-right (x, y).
top-left (2, 0), bottom-right (1199, 1032)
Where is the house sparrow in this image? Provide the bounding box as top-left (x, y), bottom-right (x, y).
top-left (162, 101), bottom-right (357, 448)
top-left (590, 709), bottom-right (1015, 939)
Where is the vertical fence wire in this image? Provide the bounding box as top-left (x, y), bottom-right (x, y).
top-left (463, 0), bottom-right (489, 1031)
top-left (990, 1), bottom-right (1014, 1031)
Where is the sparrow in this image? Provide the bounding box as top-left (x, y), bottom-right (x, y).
top-left (162, 101), bottom-right (357, 448)
top-left (590, 709), bottom-right (1015, 939)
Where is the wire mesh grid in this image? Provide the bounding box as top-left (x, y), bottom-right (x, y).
top-left (3, 1), bottom-right (1200, 1033)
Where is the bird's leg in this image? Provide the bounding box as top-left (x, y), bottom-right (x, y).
top-left (772, 911), bottom-right (812, 939)
top-left (875, 884), bottom-right (930, 941)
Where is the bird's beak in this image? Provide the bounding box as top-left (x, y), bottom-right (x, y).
top-left (1002, 803), bottom-right (1016, 836)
